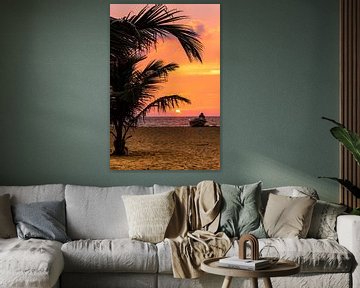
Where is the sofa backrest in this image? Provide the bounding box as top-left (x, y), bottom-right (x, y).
top-left (153, 184), bottom-right (176, 194)
top-left (0, 184), bottom-right (65, 204)
top-left (154, 184), bottom-right (320, 210)
top-left (0, 184), bottom-right (320, 240)
top-left (65, 184), bottom-right (154, 240)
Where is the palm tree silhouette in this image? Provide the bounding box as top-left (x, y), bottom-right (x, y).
top-left (110, 4), bottom-right (203, 155)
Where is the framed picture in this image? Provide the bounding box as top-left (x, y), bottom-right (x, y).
top-left (110, 4), bottom-right (220, 170)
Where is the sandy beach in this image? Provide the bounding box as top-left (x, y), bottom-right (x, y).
top-left (110, 127), bottom-right (220, 170)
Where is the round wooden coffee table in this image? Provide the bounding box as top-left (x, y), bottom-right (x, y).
top-left (201, 257), bottom-right (300, 288)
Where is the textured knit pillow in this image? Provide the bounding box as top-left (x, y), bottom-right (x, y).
top-left (307, 200), bottom-right (347, 240)
top-left (12, 200), bottom-right (70, 243)
top-left (0, 194), bottom-right (16, 238)
top-left (218, 182), bottom-right (266, 238)
top-left (263, 193), bottom-right (316, 238)
top-left (122, 191), bottom-right (175, 243)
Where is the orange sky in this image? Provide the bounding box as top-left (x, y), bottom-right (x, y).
top-left (110, 4), bottom-right (220, 117)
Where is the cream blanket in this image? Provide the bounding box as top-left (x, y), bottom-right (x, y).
top-left (165, 181), bottom-right (231, 278)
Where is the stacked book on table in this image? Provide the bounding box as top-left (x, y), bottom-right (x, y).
top-left (218, 257), bottom-right (271, 270)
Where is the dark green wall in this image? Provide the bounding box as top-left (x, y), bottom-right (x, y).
top-left (0, 0), bottom-right (340, 202)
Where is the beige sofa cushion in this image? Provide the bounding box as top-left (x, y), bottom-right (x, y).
top-left (0, 238), bottom-right (63, 288)
top-left (263, 193), bottom-right (316, 238)
top-left (65, 185), bottom-right (153, 239)
top-left (62, 239), bottom-right (158, 273)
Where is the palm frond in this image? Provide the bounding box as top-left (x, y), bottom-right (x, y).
top-left (135, 95), bottom-right (191, 121)
top-left (110, 4), bottom-right (203, 62)
top-left (138, 60), bottom-right (179, 89)
top-left (110, 17), bottom-right (141, 57)
top-left (110, 55), bottom-right (145, 92)
top-left (111, 57), bottom-right (183, 128)
top-left (121, 59), bottom-right (179, 105)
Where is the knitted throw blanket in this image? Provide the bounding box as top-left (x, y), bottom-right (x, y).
top-left (165, 181), bottom-right (231, 278)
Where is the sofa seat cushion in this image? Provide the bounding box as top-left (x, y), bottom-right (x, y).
top-left (231, 238), bottom-right (353, 273)
top-left (261, 238), bottom-right (353, 273)
top-left (61, 239), bottom-right (158, 273)
top-left (0, 238), bottom-right (64, 288)
top-left (157, 238), bottom-right (353, 274)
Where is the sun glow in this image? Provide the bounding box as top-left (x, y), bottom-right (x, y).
top-left (177, 64), bottom-right (221, 75)
top-left (175, 109), bottom-right (181, 113)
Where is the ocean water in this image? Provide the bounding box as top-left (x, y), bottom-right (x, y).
top-left (137, 116), bottom-right (220, 127)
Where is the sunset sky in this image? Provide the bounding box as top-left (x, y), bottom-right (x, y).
top-left (110, 4), bottom-right (220, 117)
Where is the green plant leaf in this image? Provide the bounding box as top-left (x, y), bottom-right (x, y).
top-left (322, 116), bottom-right (344, 127)
top-left (318, 177), bottom-right (360, 198)
top-left (351, 208), bottom-right (360, 215)
top-left (330, 127), bottom-right (360, 165)
top-left (322, 117), bottom-right (360, 165)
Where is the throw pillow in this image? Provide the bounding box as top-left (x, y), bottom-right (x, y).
top-left (263, 193), bottom-right (316, 238)
top-left (260, 186), bottom-right (319, 214)
top-left (12, 200), bottom-right (70, 243)
top-left (122, 191), bottom-right (175, 243)
top-left (0, 194), bottom-right (16, 238)
top-left (307, 200), bottom-right (347, 240)
top-left (218, 182), bottom-right (266, 238)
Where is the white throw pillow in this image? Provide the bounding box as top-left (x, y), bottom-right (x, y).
top-left (122, 191), bottom-right (175, 243)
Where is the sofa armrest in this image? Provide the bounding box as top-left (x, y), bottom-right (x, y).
top-left (337, 215), bottom-right (360, 288)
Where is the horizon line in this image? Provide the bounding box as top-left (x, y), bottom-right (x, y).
top-left (144, 115), bottom-right (220, 118)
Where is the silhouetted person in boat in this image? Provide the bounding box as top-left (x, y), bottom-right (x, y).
top-left (189, 113), bottom-right (207, 127)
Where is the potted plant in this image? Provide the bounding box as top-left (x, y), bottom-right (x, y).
top-left (320, 117), bottom-right (360, 215)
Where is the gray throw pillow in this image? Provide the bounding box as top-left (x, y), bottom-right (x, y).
top-left (12, 200), bottom-right (70, 243)
top-left (307, 200), bottom-right (347, 240)
top-left (0, 194), bottom-right (16, 238)
top-left (218, 182), bottom-right (266, 238)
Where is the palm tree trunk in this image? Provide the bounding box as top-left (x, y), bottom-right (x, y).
top-left (113, 123), bottom-right (127, 156)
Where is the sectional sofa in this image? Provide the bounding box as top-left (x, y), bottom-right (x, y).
top-left (0, 184), bottom-right (359, 288)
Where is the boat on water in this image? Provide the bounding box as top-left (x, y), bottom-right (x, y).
top-left (189, 113), bottom-right (207, 127)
